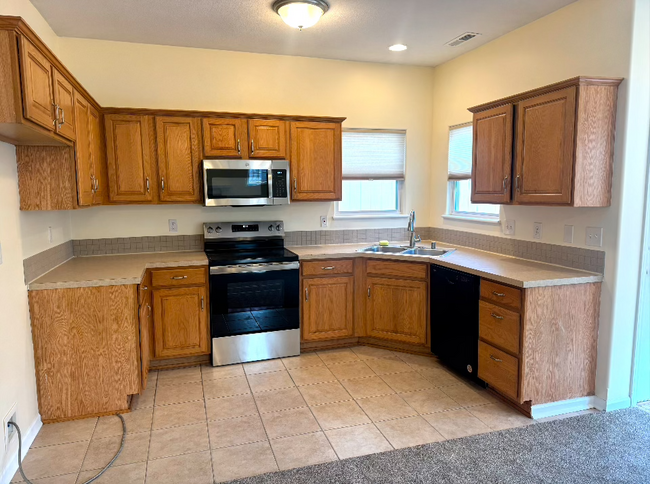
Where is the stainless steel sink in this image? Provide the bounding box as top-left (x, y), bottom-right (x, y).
top-left (400, 247), bottom-right (454, 257)
top-left (358, 245), bottom-right (406, 254)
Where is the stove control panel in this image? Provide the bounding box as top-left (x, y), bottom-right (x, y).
top-left (204, 221), bottom-right (285, 239)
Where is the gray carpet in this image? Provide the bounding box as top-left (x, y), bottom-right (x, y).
top-left (232, 408), bottom-right (650, 484)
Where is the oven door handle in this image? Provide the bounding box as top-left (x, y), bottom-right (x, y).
top-left (209, 262), bottom-right (300, 275)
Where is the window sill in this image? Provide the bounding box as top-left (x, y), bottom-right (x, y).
top-left (442, 214), bottom-right (501, 225)
top-left (333, 213), bottom-right (409, 220)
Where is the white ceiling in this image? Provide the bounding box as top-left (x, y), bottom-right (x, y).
top-left (30, 0), bottom-right (576, 67)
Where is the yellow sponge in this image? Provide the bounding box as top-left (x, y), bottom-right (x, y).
top-left (378, 240), bottom-right (390, 246)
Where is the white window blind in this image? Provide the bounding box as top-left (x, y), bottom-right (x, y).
top-left (342, 129), bottom-right (406, 180)
top-left (448, 123), bottom-right (473, 180)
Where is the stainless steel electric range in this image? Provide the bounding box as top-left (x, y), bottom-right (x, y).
top-left (204, 221), bottom-right (300, 366)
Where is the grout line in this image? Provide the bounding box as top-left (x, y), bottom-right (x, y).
top-left (142, 373), bottom-right (158, 484)
top-left (199, 366), bottom-right (217, 484)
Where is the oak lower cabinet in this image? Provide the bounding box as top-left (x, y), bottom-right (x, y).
top-left (138, 271), bottom-right (153, 390)
top-left (366, 276), bottom-right (427, 345)
top-left (28, 285), bottom-right (141, 422)
top-left (469, 76), bottom-right (622, 207)
top-left (290, 122), bottom-right (342, 201)
top-left (150, 267), bottom-right (210, 358)
top-left (302, 276), bottom-right (355, 341)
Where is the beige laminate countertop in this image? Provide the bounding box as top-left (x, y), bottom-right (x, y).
top-left (28, 251), bottom-right (208, 290)
top-left (290, 241), bottom-right (603, 288)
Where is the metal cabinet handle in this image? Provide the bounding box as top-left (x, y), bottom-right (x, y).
top-left (52, 103), bottom-right (60, 126)
top-left (503, 176), bottom-right (508, 193)
top-left (146, 177), bottom-right (150, 193)
top-left (490, 355), bottom-right (503, 363)
top-left (321, 266), bottom-right (335, 271)
top-left (294, 178), bottom-right (297, 193)
top-left (515, 175), bottom-right (521, 191)
top-left (492, 291), bottom-right (506, 297)
top-left (171, 275), bottom-right (188, 280)
top-left (305, 288), bottom-right (309, 302)
top-left (201, 296), bottom-right (205, 311)
top-left (90, 175), bottom-right (96, 193)
top-left (161, 177), bottom-right (165, 192)
top-left (142, 286), bottom-right (148, 290)
top-left (237, 139), bottom-right (241, 155)
top-left (491, 313), bottom-right (504, 320)
top-left (367, 287), bottom-right (371, 298)
top-left (251, 139), bottom-right (255, 154)
top-left (60, 108), bottom-right (65, 126)
top-left (95, 177), bottom-right (99, 192)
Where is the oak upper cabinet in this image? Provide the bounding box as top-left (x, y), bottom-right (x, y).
top-left (366, 276), bottom-right (427, 345)
top-left (290, 121), bottom-right (342, 201)
top-left (248, 119), bottom-right (288, 159)
top-left (19, 36), bottom-right (55, 131)
top-left (202, 118), bottom-right (248, 158)
top-left (471, 105), bottom-right (513, 204)
top-left (73, 90), bottom-right (94, 206)
top-left (156, 117), bottom-right (202, 203)
top-left (469, 77), bottom-right (622, 207)
top-left (105, 114), bottom-right (155, 203)
top-left (152, 286), bottom-right (209, 358)
top-left (89, 106), bottom-right (108, 204)
top-left (52, 68), bottom-right (76, 141)
top-left (302, 275), bottom-right (354, 341)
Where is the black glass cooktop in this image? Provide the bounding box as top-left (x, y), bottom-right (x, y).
top-left (206, 248), bottom-right (299, 267)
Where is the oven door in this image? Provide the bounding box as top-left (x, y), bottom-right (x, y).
top-left (203, 159), bottom-right (272, 206)
top-left (209, 262), bottom-right (300, 338)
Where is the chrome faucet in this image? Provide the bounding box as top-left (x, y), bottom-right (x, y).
top-left (407, 210), bottom-right (421, 248)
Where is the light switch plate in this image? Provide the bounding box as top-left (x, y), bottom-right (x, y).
top-left (564, 225), bottom-right (574, 244)
top-left (168, 219), bottom-right (178, 233)
top-left (533, 222), bottom-right (543, 240)
top-left (503, 220), bottom-right (515, 235)
top-left (586, 227), bottom-right (604, 247)
top-left (320, 216), bottom-right (328, 228)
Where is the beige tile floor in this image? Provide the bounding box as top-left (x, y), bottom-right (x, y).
top-left (14, 346), bottom-right (579, 484)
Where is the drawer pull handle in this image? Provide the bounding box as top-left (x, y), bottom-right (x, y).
top-left (305, 288), bottom-right (309, 301)
top-left (489, 355), bottom-right (503, 363)
top-left (492, 291), bottom-right (506, 297)
top-left (321, 266), bottom-right (335, 270)
top-left (171, 275), bottom-right (188, 280)
top-left (367, 287), bottom-right (371, 299)
top-left (237, 139), bottom-right (241, 155)
top-left (201, 296), bottom-right (205, 311)
top-left (490, 313), bottom-right (504, 320)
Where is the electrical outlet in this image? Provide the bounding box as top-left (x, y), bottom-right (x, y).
top-left (586, 227), bottom-right (604, 247)
top-left (564, 225), bottom-right (574, 244)
top-left (533, 222), bottom-right (543, 240)
top-left (320, 216), bottom-right (328, 228)
top-left (168, 219), bottom-right (178, 233)
top-left (503, 220), bottom-right (515, 236)
top-left (3, 403), bottom-right (17, 452)
top-left (48, 226), bottom-right (53, 244)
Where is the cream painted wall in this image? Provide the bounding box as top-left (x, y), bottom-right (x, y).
top-left (57, 39), bottom-right (434, 238)
top-left (428, 0), bottom-right (650, 406)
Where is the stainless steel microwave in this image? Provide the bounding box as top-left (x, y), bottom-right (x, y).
top-left (202, 160), bottom-right (290, 207)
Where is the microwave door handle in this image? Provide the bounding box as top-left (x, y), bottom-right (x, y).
top-left (268, 168), bottom-right (273, 200)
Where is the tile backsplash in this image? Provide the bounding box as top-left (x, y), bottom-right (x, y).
top-left (23, 241), bottom-right (74, 284)
top-left (73, 235), bottom-right (203, 256)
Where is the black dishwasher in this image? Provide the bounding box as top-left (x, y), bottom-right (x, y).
top-left (430, 264), bottom-right (483, 383)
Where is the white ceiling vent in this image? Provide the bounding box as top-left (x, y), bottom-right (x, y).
top-left (446, 32), bottom-right (481, 47)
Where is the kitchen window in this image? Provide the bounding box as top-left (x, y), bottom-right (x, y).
top-left (445, 123), bottom-right (500, 223)
top-left (336, 129), bottom-right (406, 217)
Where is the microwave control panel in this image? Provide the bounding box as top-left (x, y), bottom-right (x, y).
top-left (272, 170), bottom-right (288, 198)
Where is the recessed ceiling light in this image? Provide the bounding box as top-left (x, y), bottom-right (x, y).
top-left (389, 44), bottom-right (408, 52)
top-left (273, 0), bottom-right (329, 31)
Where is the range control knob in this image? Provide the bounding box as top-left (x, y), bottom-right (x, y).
top-left (276, 224), bottom-right (283, 232)
top-left (215, 226), bottom-right (222, 233)
top-left (207, 227), bottom-right (214, 234)
top-left (268, 224), bottom-right (274, 231)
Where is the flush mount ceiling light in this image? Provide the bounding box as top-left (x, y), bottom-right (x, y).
top-left (273, 0), bottom-right (329, 30)
top-left (389, 44), bottom-right (408, 52)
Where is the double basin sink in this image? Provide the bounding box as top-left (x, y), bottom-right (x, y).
top-left (358, 245), bottom-right (454, 258)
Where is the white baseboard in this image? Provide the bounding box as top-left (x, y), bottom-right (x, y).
top-left (604, 397), bottom-right (632, 412)
top-left (1, 415), bottom-right (42, 484)
top-left (531, 395), bottom-right (632, 419)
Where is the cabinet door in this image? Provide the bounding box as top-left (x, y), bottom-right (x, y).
top-left (105, 115), bottom-right (154, 202)
top-left (471, 105), bottom-right (513, 204)
top-left (156, 117), bottom-right (202, 203)
top-left (290, 122), bottom-right (342, 201)
top-left (139, 299), bottom-right (152, 390)
top-left (514, 87), bottom-right (576, 205)
top-left (52, 69), bottom-right (76, 141)
top-left (367, 277), bottom-right (427, 345)
top-left (202, 118), bottom-right (247, 158)
top-left (302, 276), bottom-right (354, 341)
top-left (89, 106), bottom-right (108, 205)
top-left (152, 286), bottom-right (209, 358)
top-left (248, 119), bottom-right (287, 159)
top-left (19, 37), bottom-right (54, 131)
top-left (73, 90), bottom-right (93, 206)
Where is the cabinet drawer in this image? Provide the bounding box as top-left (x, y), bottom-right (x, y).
top-left (366, 260), bottom-right (427, 280)
top-left (481, 280), bottom-right (522, 311)
top-left (302, 259), bottom-right (353, 277)
top-left (479, 301), bottom-right (520, 355)
top-left (478, 341), bottom-right (519, 401)
top-left (151, 267), bottom-right (206, 287)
